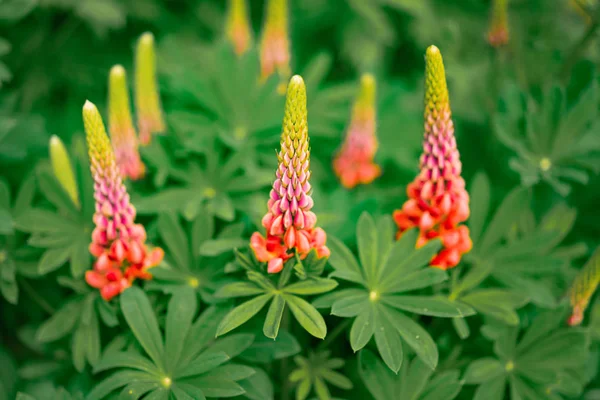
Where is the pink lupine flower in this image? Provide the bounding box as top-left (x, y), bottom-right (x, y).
top-left (333, 73), bottom-right (381, 189)
top-left (83, 100), bottom-right (163, 300)
top-left (226, 0), bottom-right (253, 56)
top-left (250, 75), bottom-right (329, 274)
top-left (393, 46), bottom-right (471, 270)
top-left (109, 65), bottom-right (145, 180)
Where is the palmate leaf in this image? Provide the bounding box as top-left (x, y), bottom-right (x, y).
top-left (358, 349), bottom-right (463, 400)
top-left (290, 351), bottom-right (352, 400)
top-left (34, 291), bottom-right (117, 372)
top-left (466, 305), bottom-right (590, 400)
top-left (448, 172), bottom-right (583, 332)
top-left (495, 63), bottom-right (600, 196)
top-left (148, 209), bottom-right (242, 302)
top-left (315, 212), bottom-right (471, 372)
top-left (215, 251), bottom-right (337, 339)
top-left (88, 287), bottom-right (255, 400)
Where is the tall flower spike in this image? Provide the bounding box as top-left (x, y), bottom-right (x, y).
top-left (333, 73), bottom-right (381, 189)
top-left (49, 135), bottom-right (80, 208)
top-left (109, 65), bottom-right (145, 180)
top-left (226, 0), bottom-right (253, 56)
top-left (83, 101), bottom-right (163, 301)
top-left (250, 75), bottom-right (329, 274)
top-left (135, 32), bottom-right (165, 145)
top-left (393, 46), bottom-right (471, 270)
top-left (568, 247), bottom-right (600, 326)
top-left (487, 0), bottom-right (509, 47)
top-left (260, 0), bottom-right (291, 87)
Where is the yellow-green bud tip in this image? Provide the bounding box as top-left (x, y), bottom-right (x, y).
top-left (424, 45), bottom-right (450, 114)
top-left (139, 32), bottom-right (155, 47)
top-left (49, 135), bottom-right (80, 208)
top-left (110, 64), bottom-right (125, 78)
top-left (282, 75), bottom-right (308, 141)
top-left (357, 73), bottom-right (376, 108)
top-left (83, 100), bottom-right (96, 113)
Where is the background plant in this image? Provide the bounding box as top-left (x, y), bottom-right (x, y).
top-left (1, 0), bottom-right (600, 399)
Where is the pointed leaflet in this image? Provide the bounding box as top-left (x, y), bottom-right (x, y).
top-left (166, 288), bottom-right (197, 371)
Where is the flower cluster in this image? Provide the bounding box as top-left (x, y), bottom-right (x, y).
top-left (487, 0), bottom-right (509, 47)
top-left (333, 73), bottom-right (381, 189)
top-left (135, 32), bottom-right (165, 145)
top-left (260, 0), bottom-right (291, 85)
top-left (567, 247), bottom-right (600, 326)
top-left (83, 101), bottom-right (163, 300)
top-left (250, 75), bottom-right (329, 273)
top-left (393, 46), bottom-right (471, 270)
top-left (109, 65), bottom-right (145, 180)
top-left (226, 0), bottom-right (253, 56)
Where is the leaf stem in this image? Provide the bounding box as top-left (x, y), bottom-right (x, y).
top-left (20, 278), bottom-right (55, 314)
top-left (317, 319), bottom-right (351, 351)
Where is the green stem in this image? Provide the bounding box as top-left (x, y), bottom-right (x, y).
top-left (281, 309), bottom-right (291, 400)
top-left (318, 319), bottom-right (351, 351)
top-left (20, 278), bottom-right (55, 314)
top-left (560, 19), bottom-right (600, 82)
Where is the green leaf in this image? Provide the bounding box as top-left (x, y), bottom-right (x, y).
top-left (461, 289), bottom-right (529, 325)
top-left (420, 370), bottom-right (463, 400)
top-left (383, 268), bottom-right (448, 294)
top-left (240, 329), bottom-right (301, 363)
top-left (86, 370), bottom-right (155, 400)
top-left (452, 317), bottom-right (470, 340)
top-left (517, 329), bottom-right (588, 370)
top-left (215, 282), bottom-right (265, 298)
top-left (38, 245), bottom-right (71, 274)
top-left (463, 358), bottom-right (504, 384)
top-left (479, 187), bottom-right (529, 253)
top-left (191, 210), bottom-right (214, 257)
top-left (70, 238), bottom-right (90, 278)
top-left (120, 382), bottom-right (161, 399)
top-left (15, 394), bottom-right (36, 400)
top-left (381, 238), bottom-right (442, 291)
top-left (175, 351), bottom-right (230, 379)
top-left (166, 288), bottom-right (197, 371)
top-left (120, 287), bottom-right (165, 370)
top-left (373, 309), bottom-right (403, 373)
top-left (283, 278), bottom-right (338, 295)
top-left (216, 293), bottom-right (273, 337)
top-left (284, 294), bottom-right (327, 339)
top-left (0, 258), bottom-right (18, 304)
top-left (379, 228), bottom-right (418, 278)
top-left (327, 236), bottom-right (364, 285)
top-left (0, 209), bottom-right (12, 235)
top-left (189, 377), bottom-right (245, 397)
top-left (93, 352), bottom-right (158, 374)
top-left (210, 333), bottom-right (255, 358)
top-left (350, 307), bottom-right (375, 352)
top-left (357, 212), bottom-right (378, 284)
top-left (157, 213), bottom-right (190, 269)
top-left (468, 172), bottom-right (491, 245)
top-left (199, 238), bottom-right (247, 256)
top-left (382, 295), bottom-right (476, 318)
top-left (36, 300), bottom-right (81, 342)
top-left (175, 383), bottom-right (207, 400)
top-left (331, 292), bottom-right (369, 317)
top-left (358, 349), bottom-right (394, 400)
top-left (383, 307), bottom-right (439, 370)
top-left (263, 294), bottom-right (285, 339)
top-left (238, 368), bottom-right (274, 400)
top-left (473, 376), bottom-right (506, 400)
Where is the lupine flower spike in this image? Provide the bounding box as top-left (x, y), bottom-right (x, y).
top-left (135, 32), bottom-right (165, 145)
top-left (393, 46), bottom-right (471, 270)
top-left (82, 101), bottom-right (163, 300)
top-left (226, 0), bottom-right (253, 56)
top-left (250, 75), bottom-right (329, 274)
top-left (487, 0), bottom-right (509, 47)
top-left (567, 247), bottom-right (600, 326)
top-left (109, 65), bottom-right (145, 180)
top-left (333, 73), bottom-right (381, 189)
top-left (260, 0), bottom-right (291, 91)
top-left (49, 135), bottom-right (80, 208)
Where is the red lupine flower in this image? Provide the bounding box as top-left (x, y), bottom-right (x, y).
top-left (250, 75), bottom-right (329, 273)
top-left (259, 0), bottom-right (291, 89)
top-left (393, 46), bottom-right (471, 270)
top-left (333, 73), bottom-right (381, 189)
top-left (83, 100), bottom-right (164, 300)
